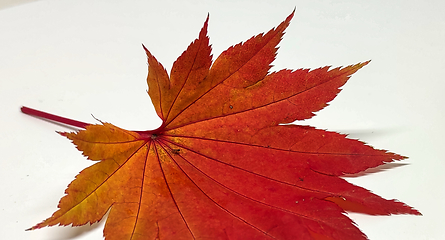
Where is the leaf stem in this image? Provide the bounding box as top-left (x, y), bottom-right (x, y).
top-left (20, 106), bottom-right (162, 137)
top-left (21, 106), bottom-right (90, 129)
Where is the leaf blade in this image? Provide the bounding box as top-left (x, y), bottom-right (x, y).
top-left (29, 10), bottom-right (420, 240)
top-left (167, 62), bottom-right (369, 134)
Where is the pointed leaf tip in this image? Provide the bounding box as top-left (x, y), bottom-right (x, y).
top-left (288, 8), bottom-right (296, 21)
top-left (200, 14), bottom-right (210, 40)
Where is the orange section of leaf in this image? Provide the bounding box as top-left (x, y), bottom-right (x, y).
top-left (29, 10), bottom-right (420, 240)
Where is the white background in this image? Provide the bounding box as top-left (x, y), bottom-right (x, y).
top-left (1, 0), bottom-right (444, 239)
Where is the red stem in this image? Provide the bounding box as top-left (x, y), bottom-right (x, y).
top-left (20, 106), bottom-right (161, 138)
top-left (21, 106), bottom-right (90, 129)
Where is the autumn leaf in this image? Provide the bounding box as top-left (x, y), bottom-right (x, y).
top-left (23, 10), bottom-right (420, 240)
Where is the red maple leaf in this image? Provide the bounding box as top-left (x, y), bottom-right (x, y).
top-left (23, 10), bottom-right (420, 240)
